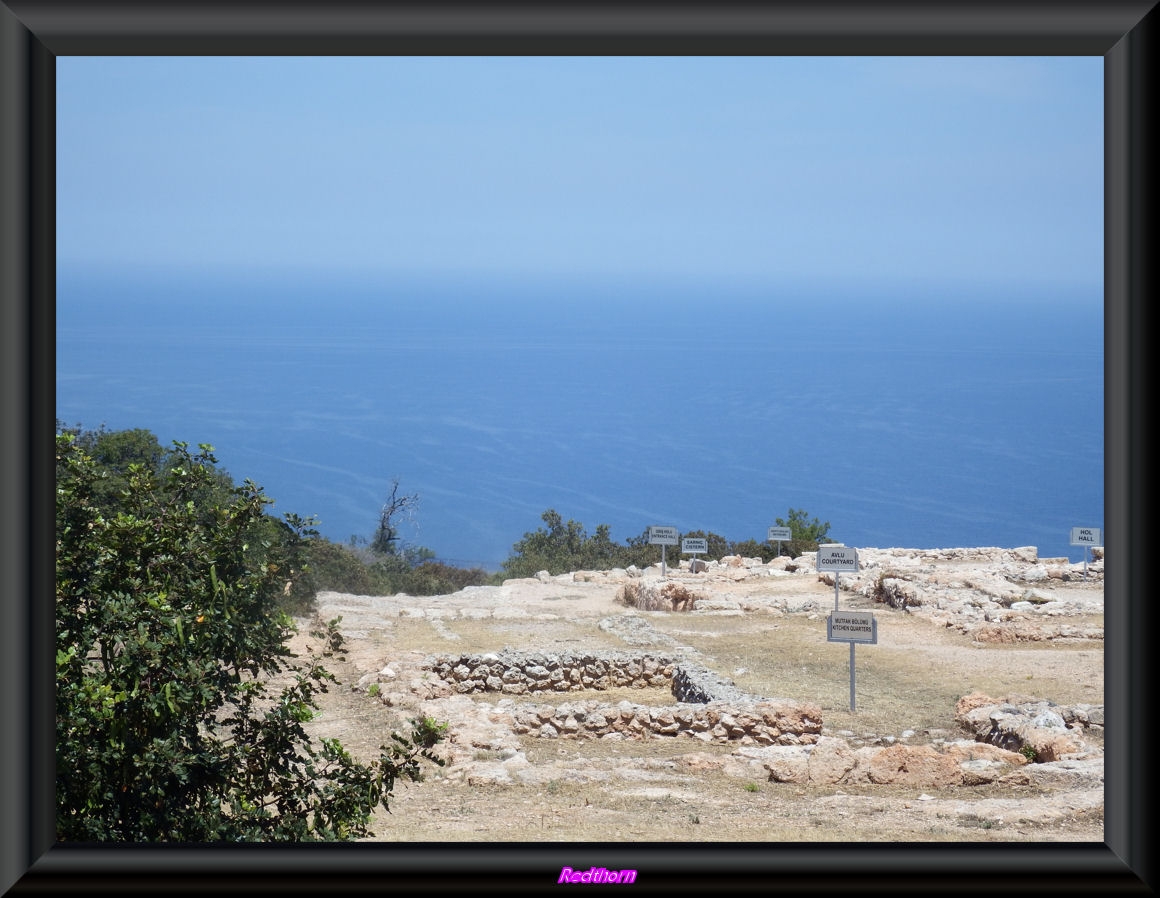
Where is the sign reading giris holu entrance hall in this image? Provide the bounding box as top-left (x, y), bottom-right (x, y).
top-left (1070, 527), bottom-right (1101, 546)
top-left (647, 526), bottom-right (679, 546)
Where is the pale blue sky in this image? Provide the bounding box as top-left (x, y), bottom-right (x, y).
top-left (57, 56), bottom-right (1102, 296)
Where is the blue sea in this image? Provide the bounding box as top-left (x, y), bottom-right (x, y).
top-left (56, 269), bottom-right (1104, 570)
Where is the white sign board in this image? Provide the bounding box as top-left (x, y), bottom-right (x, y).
top-left (681, 537), bottom-right (708, 554)
top-left (827, 610), bottom-right (878, 644)
top-left (767, 526), bottom-right (792, 542)
top-left (648, 525), bottom-right (679, 546)
top-left (816, 545), bottom-right (858, 572)
top-left (1070, 527), bottom-right (1101, 546)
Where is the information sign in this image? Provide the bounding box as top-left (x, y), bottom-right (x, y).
top-left (647, 526), bottom-right (679, 546)
top-left (681, 537), bottom-right (708, 554)
top-left (1070, 527), bottom-right (1101, 546)
top-left (827, 610), bottom-right (878, 644)
top-left (816, 545), bottom-right (858, 572)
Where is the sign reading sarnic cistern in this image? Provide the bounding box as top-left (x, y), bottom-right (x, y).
top-left (681, 537), bottom-right (708, 554)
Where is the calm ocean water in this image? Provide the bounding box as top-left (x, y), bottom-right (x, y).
top-left (56, 270), bottom-right (1104, 570)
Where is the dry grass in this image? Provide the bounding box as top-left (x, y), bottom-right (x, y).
top-left (372, 767), bottom-right (1100, 843)
top-left (647, 612), bottom-right (1103, 736)
top-left (298, 586), bottom-right (1105, 845)
top-left (372, 615), bottom-right (628, 656)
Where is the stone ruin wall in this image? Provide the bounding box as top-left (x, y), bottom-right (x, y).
top-left (422, 650), bottom-right (822, 745)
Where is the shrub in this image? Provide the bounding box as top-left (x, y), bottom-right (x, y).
top-left (872, 571), bottom-right (921, 609)
top-left (55, 434), bottom-right (446, 841)
top-left (616, 581), bottom-right (700, 611)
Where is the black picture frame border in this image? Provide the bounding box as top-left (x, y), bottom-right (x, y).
top-left (2, 2), bottom-right (1153, 893)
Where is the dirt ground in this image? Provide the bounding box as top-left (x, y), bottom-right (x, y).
top-left (290, 551), bottom-right (1105, 845)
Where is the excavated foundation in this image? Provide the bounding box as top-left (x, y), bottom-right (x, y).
top-left (422, 650), bottom-right (822, 743)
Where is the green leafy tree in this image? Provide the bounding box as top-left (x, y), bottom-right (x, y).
top-left (55, 434), bottom-right (445, 841)
top-left (726, 537), bottom-right (777, 562)
top-left (581, 523), bottom-right (622, 571)
top-left (502, 509), bottom-right (583, 577)
top-left (622, 528), bottom-right (667, 568)
top-left (501, 510), bottom-right (627, 578)
top-left (774, 507), bottom-right (833, 557)
top-left (678, 529), bottom-right (730, 561)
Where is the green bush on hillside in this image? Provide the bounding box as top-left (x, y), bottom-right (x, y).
top-left (55, 432), bottom-right (446, 841)
top-left (501, 508), bottom-right (835, 576)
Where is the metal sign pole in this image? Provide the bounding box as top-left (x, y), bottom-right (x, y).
top-left (661, 545), bottom-right (667, 579)
top-left (1084, 546), bottom-right (1089, 580)
top-left (834, 572), bottom-right (840, 611)
top-left (850, 642), bottom-right (856, 712)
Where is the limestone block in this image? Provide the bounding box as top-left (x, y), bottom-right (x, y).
top-left (765, 748), bottom-right (812, 784)
top-left (959, 759), bottom-right (1010, 785)
top-left (1017, 727), bottom-right (1085, 762)
top-left (807, 737), bottom-right (859, 784)
top-left (867, 745), bottom-right (960, 787)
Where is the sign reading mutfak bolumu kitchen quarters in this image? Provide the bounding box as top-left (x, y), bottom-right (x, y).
top-left (827, 610), bottom-right (878, 644)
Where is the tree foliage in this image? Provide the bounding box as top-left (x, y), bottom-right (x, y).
top-left (55, 432), bottom-right (445, 841)
top-left (774, 507), bottom-right (833, 557)
top-left (502, 508), bottom-right (836, 575)
top-left (501, 510), bottom-right (594, 578)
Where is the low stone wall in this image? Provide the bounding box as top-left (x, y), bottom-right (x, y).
top-left (509, 698), bottom-right (821, 745)
top-left (954, 692), bottom-right (1103, 762)
top-left (423, 650), bottom-right (679, 695)
top-left (420, 650), bottom-right (822, 743)
top-left (670, 663), bottom-right (756, 705)
top-left (424, 649), bottom-right (766, 704)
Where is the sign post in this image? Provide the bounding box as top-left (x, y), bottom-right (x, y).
top-left (826, 611), bottom-right (877, 712)
top-left (648, 525), bottom-right (679, 578)
top-left (815, 545), bottom-right (859, 610)
top-left (1069, 527), bottom-right (1101, 581)
top-left (682, 537), bottom-right (708, 573)
top-left (816, 546), bottom-right (866, 712)
top-left (767, 525), bottom-right (792, 559)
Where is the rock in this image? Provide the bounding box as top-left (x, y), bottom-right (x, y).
top-left (940, 740), bottom-right (1027, 766)
top-left (764, 746), bottom-right (812, 783)
top-left (866, 745), bottom-right (960, 787)
top-left (807, 737), bottom-right (859, 784)
top-left (959, 758), bottom-right (1011, 785)
top-left (954, 694), bottom-right (1100, 761)
top-left (1023, 757), bottom-right (1104, 789)
top-left (1017, 727), bottom-right (1085, 762)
